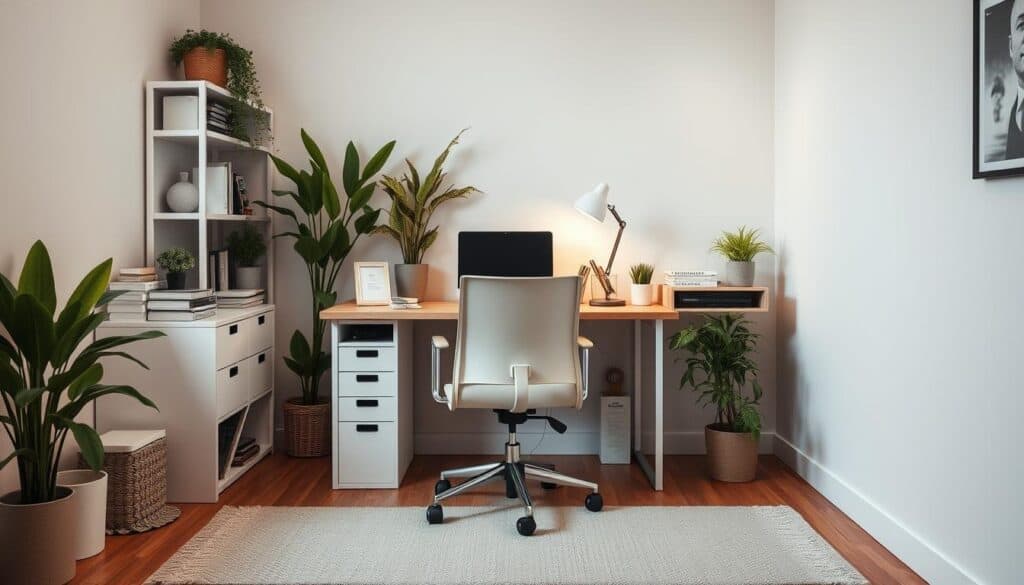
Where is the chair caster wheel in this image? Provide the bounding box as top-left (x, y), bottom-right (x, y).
top-left (585, 492), bottom-right (603, 512)
top-left (541, 481), bottom-right (558, 490)
top-left (516, 516), bottom-right (536, 536)
top-left (434, 479), bottom-right (451, 495)
top-left (426, 504), bottom-right (444, 524)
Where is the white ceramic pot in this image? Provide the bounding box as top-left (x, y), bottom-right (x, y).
top-left (166, 171), bottom-right (199, 213)
top-left (235, 266), bottom-right (262, 290)
top-left (630, 283), bottom-right (653, 306)
top-left (56, 470), bottom-right (108, 559)
top-left (0, 487), bottom-right (77, 585)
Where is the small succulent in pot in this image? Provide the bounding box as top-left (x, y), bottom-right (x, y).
top-left (710, 226), bottom-right (773, 286)
top-left (628, 263), bottom-right (655, 306)
top-left (157, 247), bottom-right (196, 289)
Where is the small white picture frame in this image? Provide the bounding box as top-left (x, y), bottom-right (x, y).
top-left (354, 262), bottom-right (391, 306)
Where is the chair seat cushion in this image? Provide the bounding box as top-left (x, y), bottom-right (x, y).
top-left (445, 383), bottom-right (578, 410)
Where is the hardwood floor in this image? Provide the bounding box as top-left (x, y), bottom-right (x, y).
top-left (72, 453), bottom-right (925, 585)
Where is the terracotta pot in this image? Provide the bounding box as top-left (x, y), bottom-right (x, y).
top-left (0, 487), bottom-right (77, 585)
top-left (182, 47), bottom-right (227, 87)
top-left (283, 398), bottom-right (331, 457)
top-left (394, 263), bottom-right (428, 299)
top-left (704, 423), bottom-right (758, 482)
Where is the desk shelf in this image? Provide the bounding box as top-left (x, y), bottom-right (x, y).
top-left (659, 286), bottom-right (769, 313)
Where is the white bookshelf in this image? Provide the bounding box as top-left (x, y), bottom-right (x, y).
top-left (145, 80), bottom-right (275, 299)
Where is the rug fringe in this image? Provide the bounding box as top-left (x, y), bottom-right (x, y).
top-left (761, 506), bottom-right (868, 585)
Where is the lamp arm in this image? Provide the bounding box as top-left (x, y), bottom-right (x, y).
top-left (604, 204), bottom-right (627, 274)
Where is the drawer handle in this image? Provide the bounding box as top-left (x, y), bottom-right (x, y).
top-left (355, 349), bottom-right (378, 358)
top-left (356, 399), bottom-right (379, 407)
top-left (258, 315), bottom-right (265, 325)
top-left (355, 374), bottom-right (378, 383)
top-left (229, 324), bottom-right (239, 335)
top-left (258, 353), bottom-right (266, 363)
top-left (229, 366), bottom-right (239, 378)
top-left (356, 424), bottom-right (378, 433)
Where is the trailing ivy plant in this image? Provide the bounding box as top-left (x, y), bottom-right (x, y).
top-left (254, 129), bottom-right (395, 405)
top-left (169, 29), bottom-right (271, 145)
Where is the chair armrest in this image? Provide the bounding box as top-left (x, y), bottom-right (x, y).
top-left (431, 336), bottom-right (450, 404)
top-left (577, 336), bottom-right (593, 400)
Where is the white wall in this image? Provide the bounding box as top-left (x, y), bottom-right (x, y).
top-left (774, 1), bottom-right (1022, 584)
top-left (199, 0), bottom-right (777, 453)
top-left (0, 0), bottom-right (199, 495)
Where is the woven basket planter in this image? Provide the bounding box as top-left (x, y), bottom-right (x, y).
top-left (283, 399), bottom-right (331, 457)
top-left (182, 47), bottom-right (227, 87)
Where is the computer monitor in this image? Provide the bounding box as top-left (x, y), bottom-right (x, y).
top-left (457, 231), bottom-right (553, 286)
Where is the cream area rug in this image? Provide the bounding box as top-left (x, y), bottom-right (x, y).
top-left (147, 506), bottom-right (867, 585)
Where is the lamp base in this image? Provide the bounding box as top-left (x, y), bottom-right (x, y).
top-left (589, 298), bottom-right (626, 307)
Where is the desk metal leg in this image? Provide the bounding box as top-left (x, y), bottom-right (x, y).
top-left (632, 319), bottom-right (665, 491)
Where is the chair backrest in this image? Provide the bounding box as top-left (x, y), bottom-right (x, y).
top-left (451, 276), bottom-right (582, 410)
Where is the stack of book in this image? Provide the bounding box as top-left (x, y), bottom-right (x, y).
top-left (147, 289), bottom-right (216, 321)
top-left (390, 296), bottom-right (421, 310)
top-left (207, 102), bottom-right (232, 135)
top-left (215, 289), bottom-right (265, 309)
top-left (106, 269), bottom-right (165, 321)
top-left (231, 436), bottom-right (260, 468)
top-left (665, 271), bottom-right (719, 287)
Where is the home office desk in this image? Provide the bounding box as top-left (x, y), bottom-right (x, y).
top-left (321, 301), bottom-right (678, 491)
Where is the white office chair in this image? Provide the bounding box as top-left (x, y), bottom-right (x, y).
top-left (427, 275), bottom-right (602, 536)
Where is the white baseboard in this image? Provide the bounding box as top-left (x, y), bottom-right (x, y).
top-left (773, 434), bottom-right (979, 585)
top-left (414, 431), bottom-right (776, 455)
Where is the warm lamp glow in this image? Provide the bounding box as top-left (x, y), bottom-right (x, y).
top-left (574, 183), bottom-right (610, 223)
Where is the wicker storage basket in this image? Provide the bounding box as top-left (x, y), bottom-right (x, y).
top-left (88, 432), bottom-right (180, 534)
top-left (283, 399), bottom-right (331, 457)
top-left (182, 47), bottom-right (227, 87)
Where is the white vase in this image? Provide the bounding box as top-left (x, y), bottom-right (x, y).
top-left (166, 171), bottom-right (199, 213)
top-left (56, 470), bottom-right (107, 560)
top-left (630, 283), bottom-right (653, 306)
top-left (235, 266), bottom-right (262, 290)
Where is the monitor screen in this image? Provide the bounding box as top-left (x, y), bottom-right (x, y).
top-left (457, 231), bottom-right (553, 286)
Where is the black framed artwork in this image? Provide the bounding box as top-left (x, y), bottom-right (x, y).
top-left (974, 0), bottom-right (1024, 178)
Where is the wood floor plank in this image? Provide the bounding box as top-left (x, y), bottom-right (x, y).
top-left (70, 453), bottom-right (925, 584)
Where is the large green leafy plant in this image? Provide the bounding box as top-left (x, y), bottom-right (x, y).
top-left (710, 226), bottom-right (774, 262)
top-left (0, 242), bottom-right (163, 504)
top-left (374, 130), bottom-right (479, 264)
top-left (255, 130), bottom-right (395, 405)
top-left (669, 313), bottom-right (763, 438)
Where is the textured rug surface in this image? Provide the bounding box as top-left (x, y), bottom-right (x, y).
top-left (147, 505), bottom-right (867, 585)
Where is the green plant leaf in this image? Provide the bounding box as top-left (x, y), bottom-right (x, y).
top-left (0, 359), bottom-right (25, 396)
top-left (63, 419), bottom-right (104, 471)
top-left (315, 291), bottom-right (337, 311)
top-left (342, 142), bottom-right (360, 196)
top-left (361, 140), bottom-right (396, 182)
top-left (17, 241), bottom-right (56, 316)
top-left (0, 448), bottom-right (32, 471)
top-left (14, 387), bottom-right (45, 408)
top-left (293, 235), bottom-right (321, 265)
top-left (10, 294), bottom-right (55, 369)
top-left (252, 201), bottom-right (298, 225)
top-left (349, 182), bottom-right (375, 213)
top-left (322, 174), bottom-right (341, 220)
top-left (271, 154), bottom-right (302, 185)
top-left (328, 224), bottom-right (351, 261)
top-left (57, 259), bottom-right (112, 329)
top-left (283, 355), bottom-right (306, 377)
top-left (67, 363), bottom-right (103, 401)
top-left (289, 330), bottom-right (311, 365)
top-left (50, 312), bottom-right (105, 371)
top-left (354, 208), bottom-right (381, 234)
top-left (301, 129), bottom-right (327, 172)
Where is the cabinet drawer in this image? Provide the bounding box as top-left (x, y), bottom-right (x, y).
top-left (216, 361), bottom-right (249, 418)
top-left (336, 422), bottom-right (396, 485)
top-left (338, 397), bottom-right (396, 422)
top-left (248, 312), bottom-right (274, 355)
top-left (337, 372), bottom-right (396, 397)
top-left (249, 349), bottom-right (273, 399)
top-left (338, 347), bottom-right (395, 372)
top-left (216, 320), bottom-right (248, 370)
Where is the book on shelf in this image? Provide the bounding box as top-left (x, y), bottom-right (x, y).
top-left (109, 280), bottom-right (166, 291)
top-left (232, 444), bottom-right (261, 467)
top-left (105, 303), bottom-right (148, 314)
top-left (389, 303), bottom-right (422, 310)
top-left (107, 313), bottom-right (148, 322)
top-left (116, 274), bottom-right (158, 282)
top-left (665, 270), bottom-right (718, 278)
top-left (216, 289), bottom-right (264, 299)
top-left (217, 411), bottom-right (245, 479)
top-left (148, 288), bottom-right (214, 301)
top-left (236, 436), bottom-right (256, 451)
top-left (218, 250), bottom-right (230, 290)
top-left (664, 280), bottom-right (719, 287)
top-left (109, 291), bottom-right (149, 302)
top-left (233, 441), bottom-right (259, 459)
top-left (217, 297), bottom-right (265, 309)
top-left (147, 308), bottom-right (216, 322)
top-left (119, 267), bottom-right (156, 276)
top-left (147, 298), bottom-right (216, 311)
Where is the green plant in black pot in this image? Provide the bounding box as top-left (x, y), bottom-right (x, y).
top-left (227, 225), bottom-right (266, 290)
top-left (670, 313), bottom-right (763, 482)
top-left (157, 247), bottom-right (196, 290)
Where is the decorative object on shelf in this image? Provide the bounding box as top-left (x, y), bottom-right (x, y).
top-left (255, 128), bottom-right (395, 456)
top-left (974, 1), bottom-right (1024, 178)
top-left (168, 29), bottom-right (271, 145)
top-left (233, 173), bottom-right (252, 215)
top-left (354, 262), bottom-right (391, 306)
top-left (710, 226), bottom-right (774, 287)
top-left (0, 241), bottom-right (163, 585)
top-left (374, 129), bottom-right (479, 300)
top-left (226, 225), bottom-right (265, 290)
top-left (670, 313), bottom-right (763, 482)
top-left (55, 470), bottom-right (107, 559)
top-left (162, 95), bottom-right (199, 130)
top-left (193, 163), bottom-right (230, 214)
top-left (629, 262), bottom-right (655, 306)
top-left (166, 171), bottom-right (199, 213)
top-left (157, 247), bottom-right (196, 290)
top-left (575, 183), bottom-right (627, 306)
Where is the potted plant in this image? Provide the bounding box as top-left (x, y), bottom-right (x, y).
top-left (628, 262), bottom-right (654, 306)
top-left (373, 129), bottom-right (479, 299)
top-left (670, 313), bottom-right (763, 482)
top-left (255, 129), bottom-right (395, 456)
top-left (169, 29), bottom-right (271, 145)
top-left (0, 241), bottom-right (163, 584)
top-left (226, 224), bottom-right (266, 290)
top-left (710, 226), bottom-right (774, 286)
top-left (157, 247), bottom-right (196, 290)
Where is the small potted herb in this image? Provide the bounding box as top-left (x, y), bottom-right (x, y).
top-left (628, 262), bottom-right (655, 306)
top-left (226, 225), bottom-right (266, 290)
top-left (710, 226), bottom-right (774, 286)
top-left (157, 247), bottom-right (196, 290)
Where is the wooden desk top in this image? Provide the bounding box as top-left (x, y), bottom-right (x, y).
top-left (320, 301), bottom-right (678, 321)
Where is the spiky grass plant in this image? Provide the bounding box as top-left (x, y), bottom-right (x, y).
top-left (710, 226), bottom-right (774, 262)
top-left (629, 263), bottom-right (654, 285)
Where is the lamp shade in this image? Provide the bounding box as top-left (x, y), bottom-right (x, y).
top-left (574, 183), bottom-right (609, 222)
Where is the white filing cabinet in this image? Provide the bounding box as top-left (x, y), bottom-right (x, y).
top-left (332, 321), bottom-right (413, 488)
top-left (96, 306), bottom-right (275, 502)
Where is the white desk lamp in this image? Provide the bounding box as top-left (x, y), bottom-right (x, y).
top-left (575, 183), bottom-right (627, 306)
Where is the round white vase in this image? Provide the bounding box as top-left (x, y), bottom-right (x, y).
top-left (56, 469), bottom-right (108, 560)
top-left (630, 283), bottom-right (653, 306)
top-left (166, 171), bottom-right (199, 213)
